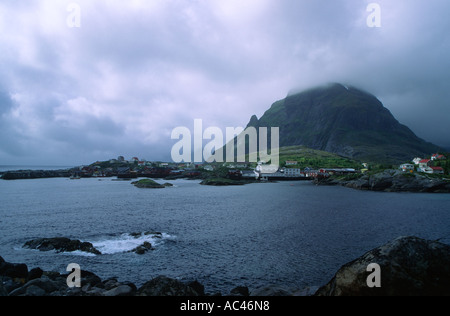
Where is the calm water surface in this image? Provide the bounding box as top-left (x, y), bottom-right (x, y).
top-left (0, 178), bottom-right (449, 293)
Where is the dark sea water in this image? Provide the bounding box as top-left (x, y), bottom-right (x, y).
top-left (0, 177), bottom-right (449, 294)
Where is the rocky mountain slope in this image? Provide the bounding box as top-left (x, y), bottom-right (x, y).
top-left (246, 83), bottom-right (441, 163)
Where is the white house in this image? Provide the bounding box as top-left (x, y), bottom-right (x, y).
top-left (412, 157), bottom-right (422, 165)
top-left (284, 168), bottom-right (303, 177)
top-left (418, 159), bottom-right (431, 172)
top-left (399, 164), bottom-right (415, 172)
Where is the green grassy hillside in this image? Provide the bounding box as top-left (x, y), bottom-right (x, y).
top-left (278, 146), bottom-right (362, 169)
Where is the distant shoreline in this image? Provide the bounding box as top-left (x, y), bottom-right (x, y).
top-left (0, 166), bottom-right (74, 173)
top-left (2, 167), bottom-right (449, 194)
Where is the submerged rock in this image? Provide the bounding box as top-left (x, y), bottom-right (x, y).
top-left (130, 231), bottom-right (163, 238)
top-left (129, 242), bottom-right (154, 255)
top-left (23, 237), bottom-right (101, 255)
top-left (315, 236), bottom-right (450, 296)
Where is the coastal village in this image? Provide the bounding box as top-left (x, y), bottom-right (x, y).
top-left (1, 151), bottom-right (448, 182)
top-left (400, 154), bottom-right (447, 175)
top-left (78, 151), bottom-right (448, 180)
top-left (4, 150), bottom-right (448, 181)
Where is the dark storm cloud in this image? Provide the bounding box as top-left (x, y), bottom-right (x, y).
top-left (0, 87), bottom-right (14, 116)
top-left (0, 0), bottom-right (449, 165)
top-left (0, 88), bottom-right (31, 158)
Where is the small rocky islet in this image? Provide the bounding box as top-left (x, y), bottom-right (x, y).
top-left (22, 233), bottom-right (163, 256)
top-left (131, 179), bottom-right (173, 189)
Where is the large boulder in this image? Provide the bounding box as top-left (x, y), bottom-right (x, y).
top-left (315, 236), bottom-right (450, 296)
top-left (0, 261), bottom-right (28, 279)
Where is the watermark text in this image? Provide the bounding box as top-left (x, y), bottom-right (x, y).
top-left (66, 263), bottom-right (81, 288)
top-left (367, 3), bottom-right (381, 28)
top-left (171, 119), bottom-right (279, 169)
top-left (67, 3), bottom-right (81, 28)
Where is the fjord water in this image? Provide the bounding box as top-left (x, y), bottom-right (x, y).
top-left (1, 177), bottom-right (449, 293)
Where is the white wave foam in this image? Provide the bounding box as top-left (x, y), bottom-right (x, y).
top-left (91, 232), bottom-right (174, 255)
top-left (61, 250), bottom-right (97, 257)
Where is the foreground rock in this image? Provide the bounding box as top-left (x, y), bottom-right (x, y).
top-left (315, 236), bottom-right (450, 296)
top-left (23, 238), bottom-right (101, 255)
top-left (315, 169), bottom-right (450, 193)
top-left (1, 256), bottom-right (202, 296)
top-left (4, 235), bottom-right (450, 296)
top-left (250, 285), bottom-right (299, 296)
top-left (137, 276), bottom-right (204, 296)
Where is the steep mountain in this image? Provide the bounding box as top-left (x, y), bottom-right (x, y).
top-left (245, 83), bottom-right (441, 164)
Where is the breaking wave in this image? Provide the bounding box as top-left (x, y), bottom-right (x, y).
top-left (90, 232), bottom-right (175, 255)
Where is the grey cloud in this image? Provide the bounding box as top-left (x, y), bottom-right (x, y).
top-left (1, 0), bottom-right (449, 165)
top-left (0, 88), bottom-right (14, 116)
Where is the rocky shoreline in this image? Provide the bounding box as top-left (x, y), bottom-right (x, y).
top-left (2, 236), bottom-right (450, 296)
top-left (314, 169), bottom-right (450, 193)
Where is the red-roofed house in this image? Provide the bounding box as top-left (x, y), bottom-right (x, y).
top-left (431, 153), bottom-right (446, 160)
top-left (418, 159), bottom-right (431, 172)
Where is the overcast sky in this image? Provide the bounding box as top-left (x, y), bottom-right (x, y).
top-left (1, 0), bottom-right (449, 166)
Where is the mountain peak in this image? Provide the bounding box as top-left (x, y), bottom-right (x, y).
top-left (248, 84), bottom-right (441, 163)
